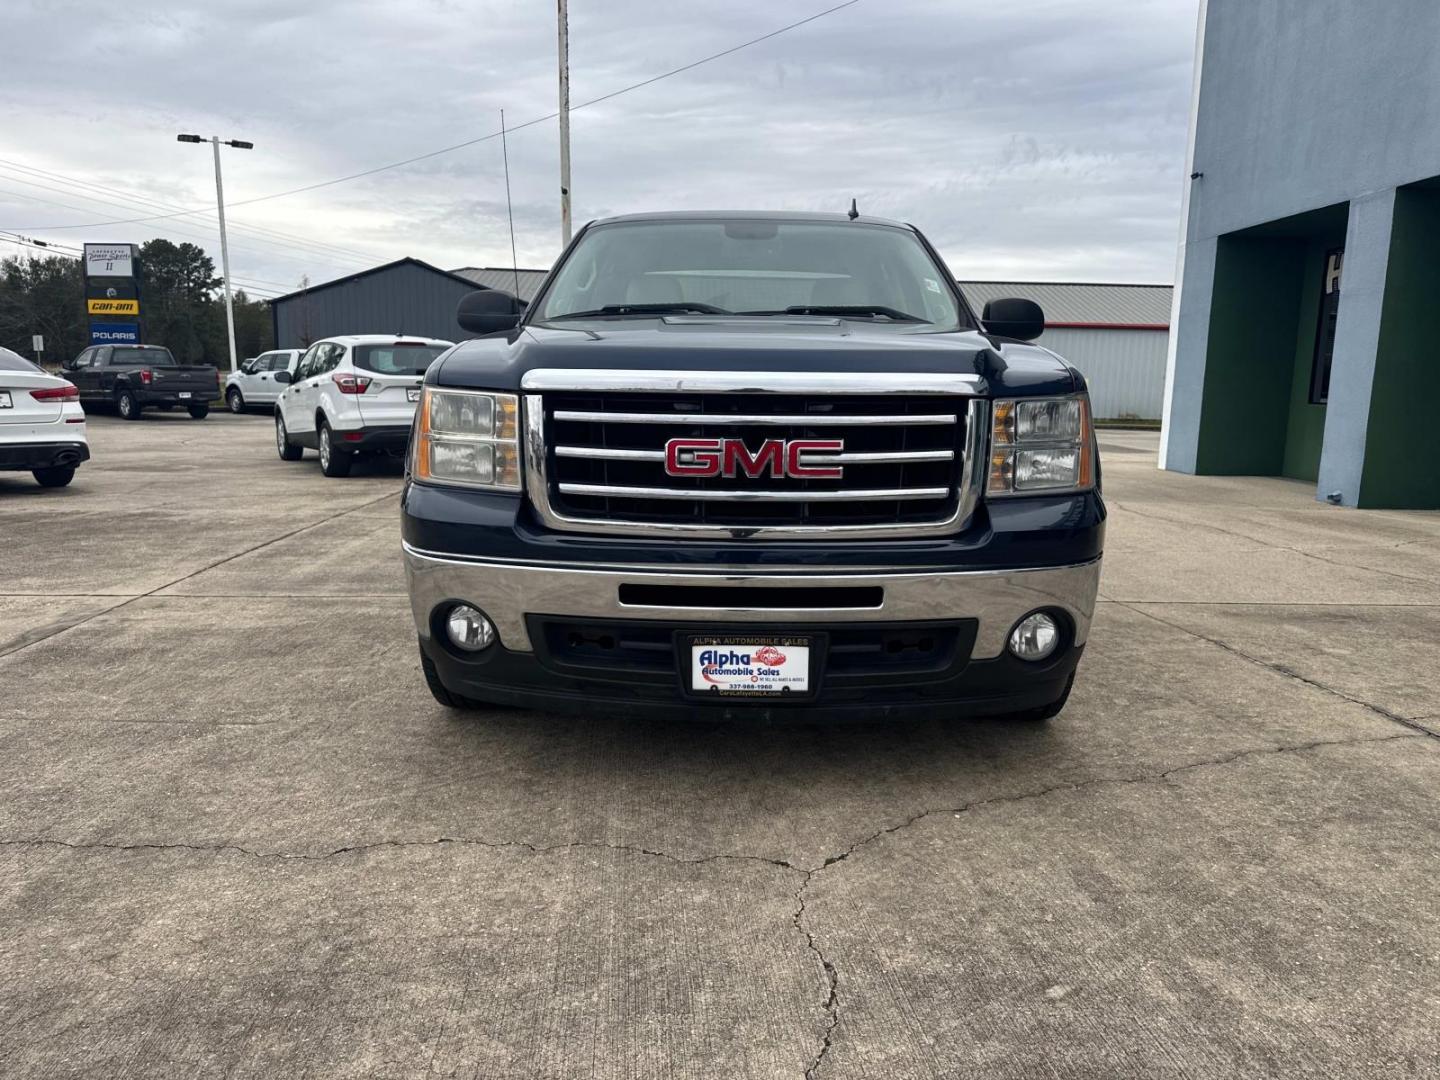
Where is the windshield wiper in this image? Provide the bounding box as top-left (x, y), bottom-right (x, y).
top-left (738, 305), bottom-right (926, 322)
top-left (549, 302), bottom-right (731, 320)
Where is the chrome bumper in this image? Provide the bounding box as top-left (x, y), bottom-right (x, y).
top-left (403, 544), bottom-right (1101, 661)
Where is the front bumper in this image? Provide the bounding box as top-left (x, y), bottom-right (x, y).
top-left (405, 543), bottom-right (1101, 719)
top-left (0, 441), bottom-right (90, 471)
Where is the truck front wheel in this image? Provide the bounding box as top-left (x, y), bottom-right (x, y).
top-left (1004, 672), bottom-right (1074, 723)
top-left (420, 645), bottom-right (482, 710)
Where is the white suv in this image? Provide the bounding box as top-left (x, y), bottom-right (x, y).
top-left (225, 349), bottom-right (301, 413)
top-left (273, 335), bottom-right (453, 477)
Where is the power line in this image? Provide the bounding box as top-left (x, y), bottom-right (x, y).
top-left (0, 186), bottom-right (371, 276)
top-left (0, 157), bottom-right (384, 264)
top-left (2, 231), bottom-right (290, 298)
top-left (2, 0), bottom-right (863, 232)
top-left (0, 173), bottom-right (374, 270)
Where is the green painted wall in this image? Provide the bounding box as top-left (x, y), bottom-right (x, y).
top-left (1359, 186), bottom-right (1440, 508)
top-left (1194, 235), bottom-right (1306, 474)
top-left (1280, 238), bottom-right (1340, 481)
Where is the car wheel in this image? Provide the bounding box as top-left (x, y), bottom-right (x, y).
top-left (420, 644), bottom-right (482, 710)
top-left (275, 413), bottom-right (304, 461)
top-left (187, 403), bottom-right (210, 419)
top-left (32, 465), bottom-right (76, 488)
top-left (317, 421), bottom-right (353, 477)
top-left (116, 389), bottom-right (141, 420)
top-left (226, 388), bottom-right (245, 413)
top-left (1003, 672), bottom-right (1074, 723)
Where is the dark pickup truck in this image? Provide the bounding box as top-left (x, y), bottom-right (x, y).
top-left (402, 211), bottom-right (1104, 723)
top-left (63, 344), bottom-right (220, 419)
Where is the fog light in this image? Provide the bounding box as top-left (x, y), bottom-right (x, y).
top-left (1009, 612), bottom-right (1059, 662)
top-left (445, 604), bottom-right (495, 651)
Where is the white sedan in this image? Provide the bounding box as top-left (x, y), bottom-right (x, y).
top-left (0, 346), bottom-right (88, 488)
top-left (225, 348), bottom-right (301, 413)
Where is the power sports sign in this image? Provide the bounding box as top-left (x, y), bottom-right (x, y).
top-left (84, 244), bottom-right (135, 277)
top-left (82, 243), bottom-right (141, 344)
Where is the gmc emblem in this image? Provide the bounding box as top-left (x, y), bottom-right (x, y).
top-left (664, 438), bottom-right (844, 479)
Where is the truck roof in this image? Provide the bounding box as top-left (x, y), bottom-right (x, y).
top-left (589, 209), bottom-right (913, 230)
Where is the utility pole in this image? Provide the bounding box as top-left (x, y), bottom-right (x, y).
top-left (178, 133), bottom-right (253, 373)
top-left (557, 0), bottom-right (572, 247)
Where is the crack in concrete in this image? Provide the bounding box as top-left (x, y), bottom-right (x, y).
top-left (0, 490), bottom-right (400, 661)
top-left (1116, 601), bottom-right (1440, 741)
top-left (1, 729), bottom-right (1419, 1079)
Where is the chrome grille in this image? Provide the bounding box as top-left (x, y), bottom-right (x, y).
top-left (522, 370), bottom-right (989, 540)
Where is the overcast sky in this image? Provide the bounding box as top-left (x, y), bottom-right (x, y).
top-left (1, 0), bottom-right (1199, 298)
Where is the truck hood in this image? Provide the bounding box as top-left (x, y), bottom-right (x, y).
top-left (432, 317), bottom-right (1080, 397)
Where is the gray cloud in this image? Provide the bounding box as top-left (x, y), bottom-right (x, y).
top-left (1, 0), bottom-right (1198, 293)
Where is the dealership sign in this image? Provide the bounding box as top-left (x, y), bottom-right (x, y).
top-left (90, 321), bottom-right (141, 344)
top-left (84, 244), bottom-right (135, 278)
top-left (87, 298), bottom-right (140, 315)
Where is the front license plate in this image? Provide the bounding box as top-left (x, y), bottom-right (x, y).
top-left (688, 634), bottom-right (812, 697)
top-left (178, 392), bottom-right (192, 399)
top-left (0, 391), bottom-right (11, 408)
top-left (407, 388), bottom-right (421, 402)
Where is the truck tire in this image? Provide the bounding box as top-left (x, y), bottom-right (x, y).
top-left (1004, 672), bottom-right (1074, 723)
top-left (116, 389), bottom-right (141, 420)
top-left (420, 645), bottom-right (482, 710)
top-left (32, 465), bottom-right (76, 488)
top-left (317, 421), bottom-right (353, 478)
top-left (187, 403), bottom-right (210, 419)
top-left (274, 412), bottom-right (304, 461)
top-left (226, 387), bottom-right (245, 413)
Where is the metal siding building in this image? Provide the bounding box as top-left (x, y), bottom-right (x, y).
top-left (959, 281), bottom-right (1172, 420)
top-left (452, 267), bottom-right (549, 303)
top-left (270, 259), bottom-right (484, 348)
top-left (1162, 0), bottom-right (1440, 508)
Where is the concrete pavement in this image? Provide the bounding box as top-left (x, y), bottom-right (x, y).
top-left (1, 415), bottom-right (1437, 1078)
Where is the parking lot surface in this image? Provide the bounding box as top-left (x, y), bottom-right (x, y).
top-left (2, 414), bottom-right (1438, 1079)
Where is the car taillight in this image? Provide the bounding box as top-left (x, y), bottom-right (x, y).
top-left (30, 383), bottom-right (80, 401)
top-left (138, 369), bottom-right (153, 385)
top-left (331, 372), bottom-right (372, 394)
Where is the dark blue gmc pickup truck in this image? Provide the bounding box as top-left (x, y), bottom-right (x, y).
top-left (402, 211), bottom-right (1103, 722)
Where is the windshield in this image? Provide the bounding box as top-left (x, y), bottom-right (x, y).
top-left (535, 219), bottom-right (966, 329)
top-left (352, 344), bottom-right (447, 376)
top-left (115, 348), bottom-right (177, 366)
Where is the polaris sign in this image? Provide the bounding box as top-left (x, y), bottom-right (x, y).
top-left (90, 321), bottom-right (141, 344)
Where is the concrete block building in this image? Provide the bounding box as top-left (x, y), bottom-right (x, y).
top-left (1161, 0), bottom-right (1440, 508)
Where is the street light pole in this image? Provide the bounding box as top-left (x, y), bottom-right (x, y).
top-left (178, 133), bottom-right (252, 373)
top-left (557, 0), bottom-right (572, 247)
top-left (210, 137), bottom-right (240, 375)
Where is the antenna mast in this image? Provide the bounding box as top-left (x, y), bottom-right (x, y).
top-left (500, 110), bottom-right (521, 299)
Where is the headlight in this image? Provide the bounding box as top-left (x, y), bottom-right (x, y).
top-left (987, 394), bottom-right (1095, 496)
top-left (413, 388), bottom-right (522, 491)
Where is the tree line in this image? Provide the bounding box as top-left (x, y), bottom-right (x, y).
top-left (0, 239), bottom-right (274, 367)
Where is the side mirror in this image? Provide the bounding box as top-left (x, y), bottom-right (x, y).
top-left (457, 289), bottom-right (523, 334)
top-left (981, 298), bottom-right (1045, 342)
top-left (273, 369), bottom-right (293, 385)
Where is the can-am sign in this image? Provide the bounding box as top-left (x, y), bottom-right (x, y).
top-left (84, 244), bottom-right (134, 278)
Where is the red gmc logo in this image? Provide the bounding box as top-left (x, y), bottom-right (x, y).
top-left (664, 438), bottom-right (844, 479)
